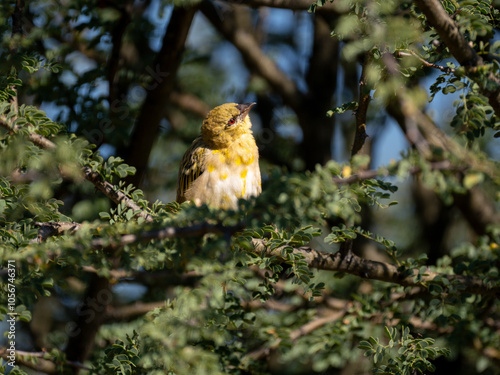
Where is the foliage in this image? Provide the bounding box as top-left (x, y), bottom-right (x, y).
top-left (0, 0), bottom-right (499, 375)
top-left (359, 326), bottom-right (451, 375)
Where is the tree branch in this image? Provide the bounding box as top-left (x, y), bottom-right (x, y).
top-left (107, 5), bottom-right (132, 108)
top-left (396, 50), bottom-right (455, 73)
top-left (414, 0), bottom-right (500, 117)
top-left (219, 0), bottom-right (342, 14)
top-left (125, 5), bottom-right (198, 187)
top-left (251, 239), bottom-right (498, 295)
top-left (83, 167), bottom-right (153, 222)
top-left (300, 12), bottom-right (339, 168)
top-left (414, 0), bottom-right (481, 67)
top-left (105, 301), bottom-right (166, 321)
top-left (169, 91), bottom-right (211, 118)
top-left (9, 0), bottom-right (25, 112)
top-left (453, 187), bottom-right (500, 236)
top-left (0, 116), bottom-right (154, 222)
top-left (89, 221), bottom-right (244, 250)
top-left (247, 309), bottom-right (346, 360)
top-left (0, 115), bottom-right (56, 150)
top-left (382, 52), bottom-right (500, 236)
top-left (332, 160), bottom-right (462, 185)
top-left (382, 52), bottom-right (500, 180)
top-left (33, 221), bottom-right (81, 242)
top-left (0, 348), bottom-right (91, 374)
top-left (32, 220), bottom-right (244, 253)
top-left (11, 0), bottom-right (25, 37)
top-left (351, 56), bottom-right (371, 157)
top-left (200, 0), bottom-right (303, 111)
top-left (388, 100), bottom-right (500, 236)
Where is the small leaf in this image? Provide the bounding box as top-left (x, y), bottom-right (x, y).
top-left (463, 172), bottom-right (484, 189)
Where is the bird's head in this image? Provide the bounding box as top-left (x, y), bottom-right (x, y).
top-left (201, 102), bottom-right (256, 148)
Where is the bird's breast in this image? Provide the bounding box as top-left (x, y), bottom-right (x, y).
top-left (185, 137), bottom-right (261, 209)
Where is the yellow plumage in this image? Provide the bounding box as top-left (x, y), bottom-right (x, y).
top-left (176, 102), bottom-right (261, 209)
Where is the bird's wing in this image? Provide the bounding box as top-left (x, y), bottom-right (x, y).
top-left (176, 137), bottom-right (207, 203)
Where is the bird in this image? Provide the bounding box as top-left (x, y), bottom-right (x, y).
top-left (176, 102), bottom-right (261, 209)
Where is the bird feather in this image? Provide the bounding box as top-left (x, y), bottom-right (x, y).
top-left (176, 137), bottom-right (207, 203)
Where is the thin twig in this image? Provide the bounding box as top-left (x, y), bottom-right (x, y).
top-left (351, 55), bottom-right (371, 157)
top-left (332, 160), bottom-right (463, 184)
top-left (396, 50), bottom-right (455, 73)
top-left (246, 309), bottom-right (346, 360)
top-left (90, 222), bottom-right (245, 249)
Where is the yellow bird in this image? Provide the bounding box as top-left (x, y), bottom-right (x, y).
top-left (176, 102), bottom-right (261, 209)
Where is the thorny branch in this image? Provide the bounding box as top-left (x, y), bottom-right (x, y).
top-left (0, 115), bottom-right (154, 222)
top-left (251, 239), bottom-right (499, 296)
top-left (28, 217), bottom-right (496, 295)
top-left (83, 167), bottom-right (153, 222)
top-left (0, 115), bottom-right (56, 150)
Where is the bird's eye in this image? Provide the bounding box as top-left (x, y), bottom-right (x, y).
top-left (228, 118), bottom-right (236, 126)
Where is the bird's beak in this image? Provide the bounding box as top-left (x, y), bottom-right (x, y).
top-left (236, 102), bottom-right (256, 120)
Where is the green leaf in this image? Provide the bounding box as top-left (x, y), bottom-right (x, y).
top-left (463, 172), bottom-right (484, 189)
top-left (327, 101), bottom-right (358, 117)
